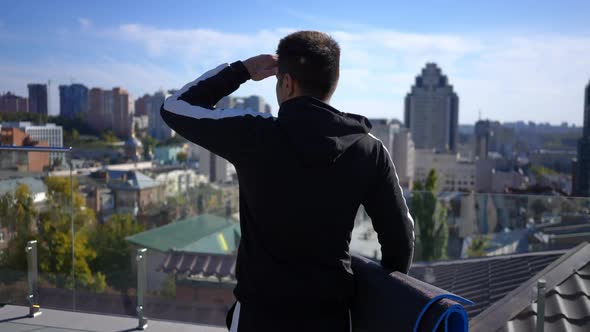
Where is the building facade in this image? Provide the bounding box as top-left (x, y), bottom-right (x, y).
top-left (575, 80), bottom-right (590, 196)
top-left (88, 88), bottom-right (107, 131)
top-left (27, 83), bottom-right (48, 115)
top-left (1, 122), bottom-right (63, 163)
top-left (191, 95), bottom-right (269, 184)
top-left (404, 63), bottom-right (459, 152)
top-left (112, 88), bottom-right (133, 139)
top-left (59, 84), bottom-right (88, 119)
top-left (369, 119), bottom-right (415, 188)
top-left (0, 127), bottom-right (50, 171)
top-left (149, 168), bottom-right (207, 198)
top-left (134, 94), bottom-right (150, 116)
top-left (475, 158), bottom-right (528, 193)
top-left (414, 149), bottom-right (475, 192)
top-left (147, 91), bottom-right (174, 140)
top-left (199, 147), bottom-right (231, 183)
top-left (391, 123), bottom-right (415, 189)
top-left (87, 87), bottom-right (133, 138)
top-left (0, 92), bottom-right (28, 113)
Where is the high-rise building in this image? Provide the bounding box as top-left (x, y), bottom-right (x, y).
top-left (87, 87), bottom-right (133, 138)
top-left (0, 92), bottom-right (28, 113)
top-left (27, 84), bottom-right (48, 115)
top-left (193, 95), bottom-right (268, 183)
top-left (242, 95), bottom-right (265, 113)
top-left (147, 90), bottom-right (174, 140)
top-left (217, 95), bottom-right (267, 113)
top-left (390, 122), bottom-right (415, 189)
top-left (88, 88), bottom-right (107, 131)
top-left (112, 88), bottom-right (133, 138)
top-left (135, 94), bottom-right (150, 116)
top-left (368, 119), bottom-right (415, 189)
top-left (199, 147), bottom-right (230, 183)
top-left (404, 63), bottom-right (459, 152)
top-left (59, 84), bottom-right (88, 119)
top-left (574, 80), bottom-right (590, 196)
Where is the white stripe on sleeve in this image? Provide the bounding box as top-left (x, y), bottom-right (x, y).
top-left (163, 63), bottom-right (273, 121)
top-left (229, 301), bottom-right (241, 332)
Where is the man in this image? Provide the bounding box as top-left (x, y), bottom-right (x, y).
top-left (161, 31), bottom-right (414, 332)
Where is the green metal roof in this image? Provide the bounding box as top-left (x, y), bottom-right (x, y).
top-left (125, 214), bottom-right (240, 254)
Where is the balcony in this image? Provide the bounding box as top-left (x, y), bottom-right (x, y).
top-left (1, 147), bottom-right (589, 331)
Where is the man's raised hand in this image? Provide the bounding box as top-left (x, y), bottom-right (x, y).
top-left (242, 54), bottom-right (278, 81)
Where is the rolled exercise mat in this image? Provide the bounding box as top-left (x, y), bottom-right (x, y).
top-left (351, 255), bottom-right (473, 332)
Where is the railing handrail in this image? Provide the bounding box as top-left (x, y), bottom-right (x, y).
top-left (0, 145), bottom-right (72, 153)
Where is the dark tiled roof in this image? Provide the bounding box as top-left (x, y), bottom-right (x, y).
top-left (499, 262), bottom-right (590, 332)
top-left (409, 251), bottom-right (564, 319)
top-left (471, 242), bottom-right (590, 332)
top-left (159, 250), bottom-right (237, 280)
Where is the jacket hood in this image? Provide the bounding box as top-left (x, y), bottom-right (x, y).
top-left (277, 96), bottom-right (372, 167)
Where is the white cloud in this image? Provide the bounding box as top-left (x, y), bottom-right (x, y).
top-left (4, 23), bottom-right (590, 125)
top-left (78, 17), bottom-right (91, 29)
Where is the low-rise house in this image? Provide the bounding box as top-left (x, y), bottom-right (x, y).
top-left (106, 170), bottom-right (163, 218)
top-left (147, 166), bottom-right (207, 198)
top-left (125, 214), bottom-right (240, 292)
top-left (154, 145), bottom-right (186, 165)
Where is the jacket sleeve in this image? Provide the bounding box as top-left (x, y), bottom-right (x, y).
top-left (160, 61), bottom-right (273, 164)
top-left (362, 135), bottom-right (415, 273)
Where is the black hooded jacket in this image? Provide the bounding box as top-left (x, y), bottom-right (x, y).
top-left (160, 61), bottom-right (415, 306)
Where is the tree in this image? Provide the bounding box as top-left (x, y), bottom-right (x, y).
top-left (0, 178), bottom-right (106, 291)
top-left (72, 129), bottom-right (79, 142)
top-left (0, 185), bottom-right (38, 273)
top-left (88, 214), bottom-right (144, 292)
top-left (467, 235), bottom-right (490, 258)
top-left (176, 151), bottom-right (187, 163)
top-left (37, 176), bottom-right (104, 291)
top-left (101, 130), bottom-right (118, 143)
top-left (530, 198), bottom-right (550, 222)
top-left (411, 170), bottom-right (448, 262)
top-left (0, 184), bottom-right (37, 238)
top-left (141, 135), bottom-right (158, 150)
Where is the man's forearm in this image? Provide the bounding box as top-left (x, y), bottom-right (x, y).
top-left (178, 61), bottom-right (251, 109)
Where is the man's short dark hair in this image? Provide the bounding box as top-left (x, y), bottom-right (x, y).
top-left (276, 31), bottom-right (340, 100)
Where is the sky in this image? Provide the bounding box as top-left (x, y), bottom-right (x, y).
top-left (1, 0), bottom-right (590, 125)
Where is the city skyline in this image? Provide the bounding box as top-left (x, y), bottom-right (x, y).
top-left (1, 1), bottom-right (590, 125)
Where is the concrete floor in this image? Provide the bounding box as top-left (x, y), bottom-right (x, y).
top-left (0, 305), bottom-right (226, 332)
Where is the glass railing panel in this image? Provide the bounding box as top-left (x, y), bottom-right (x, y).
top-left (140, 183), bottom-right (238, 327)
top-left (350, 191), bottom-right (590, 263)
top-left (0, 146), bottom-right (71, 310)
top-left (78, 163), bottom-right (238, 326)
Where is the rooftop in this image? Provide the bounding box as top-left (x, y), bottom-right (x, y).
top-left (0, 304), bottom-right (224, 332)
top-left (125, 214), bottom-right (240, 254)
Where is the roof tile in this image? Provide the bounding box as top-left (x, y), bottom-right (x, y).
top-left (409, 252), bottom-right (564, 318)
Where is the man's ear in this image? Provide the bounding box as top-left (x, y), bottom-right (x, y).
top-left (283, 73), bottom-right (296, 97)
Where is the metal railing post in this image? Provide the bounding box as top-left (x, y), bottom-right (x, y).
top-left (26, 240), bottom-right (41, 317)
top-left (137, 248), bottom-right (148, 330)
top-left (536, 279), bottom-right (546, 332)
